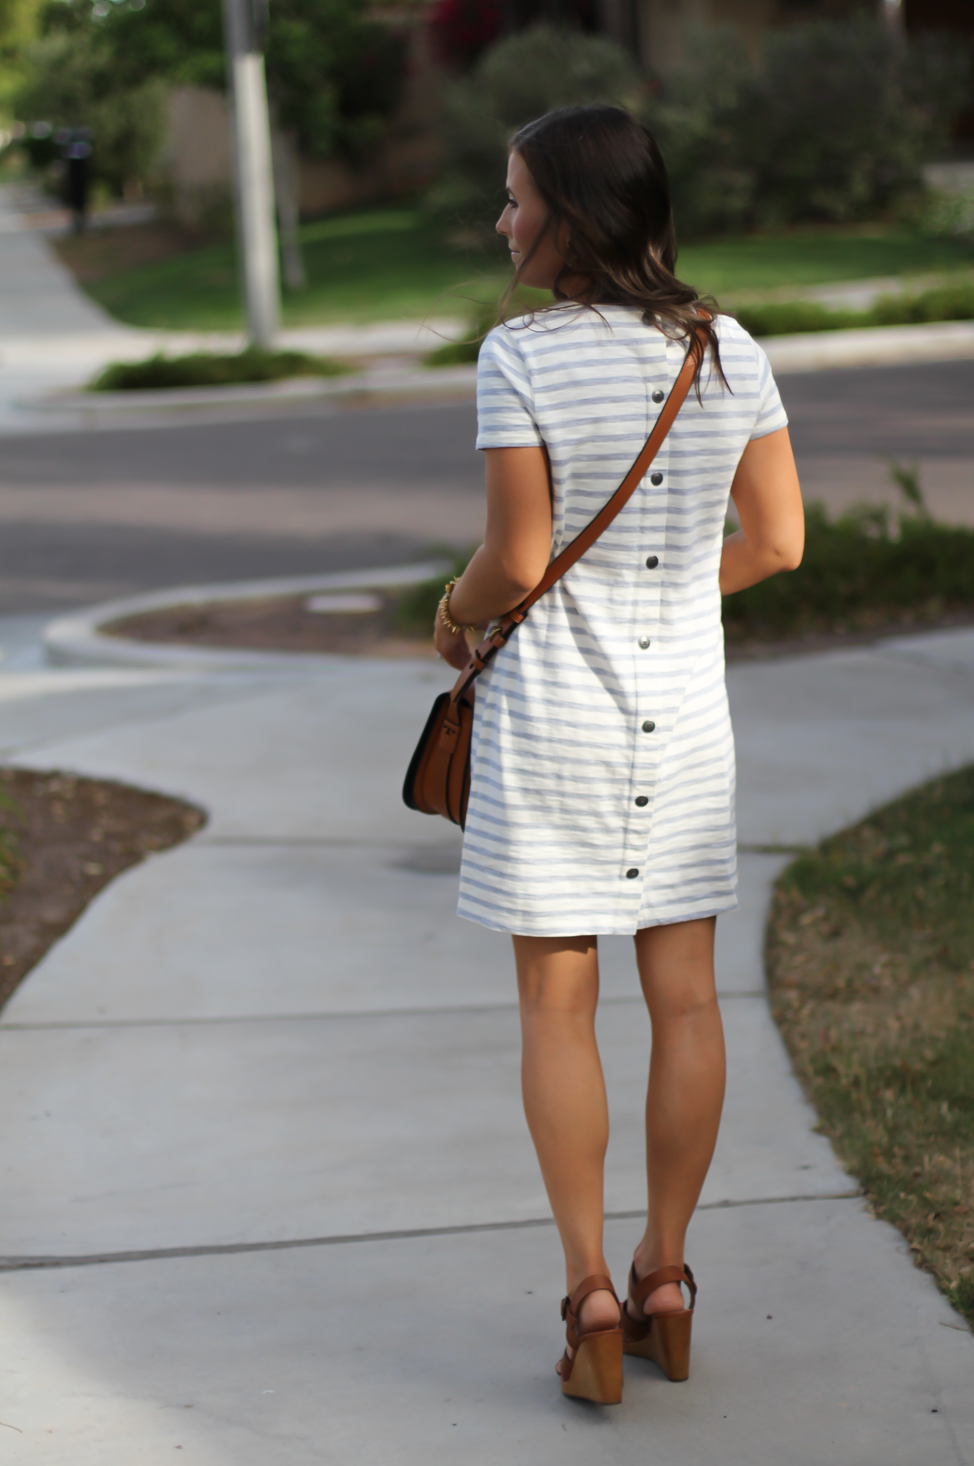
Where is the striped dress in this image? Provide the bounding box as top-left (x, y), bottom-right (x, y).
top-left (457, 304), bottom-right (788, 937)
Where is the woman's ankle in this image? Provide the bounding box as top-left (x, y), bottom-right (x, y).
top-left (630, 1238), bottom-right (688, 1317)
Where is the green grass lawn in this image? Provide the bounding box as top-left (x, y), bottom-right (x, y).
top-left (767, 766), bottom-right (974, 1326)
top-left (80, 208), bottom-right (974, 331)
top-left (85, 210), bottom-right (510, 331)
top-left (677, 228), bottom-right (974, 298)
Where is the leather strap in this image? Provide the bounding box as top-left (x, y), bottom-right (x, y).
top-left (561, 1272), bottom-right (619, 1323)
top-left (629, 1260), bottom-right (697, 1313)
top-left (560, 1273), bottom-right (620, 1359)
top-left (446, 324), bottom-right (706, 710)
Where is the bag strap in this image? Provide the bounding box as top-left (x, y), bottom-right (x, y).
top-left (448, 324), bottom-right (706, 705)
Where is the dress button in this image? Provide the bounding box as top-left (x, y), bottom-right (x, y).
top-left (642, 719), bottom-right (655, 733)
top-left (645, 555), bottom-right (659, 569)
top-left (635, 795), bottom-right (649, 807)
top-left (652, 390), bottom-right (665, 403)
top-left (638, 636), bottom-right (650, 649)
top-left (650, 471), bottom-right (663, 486)
top-left (626, 868), bottom-right (639, 879)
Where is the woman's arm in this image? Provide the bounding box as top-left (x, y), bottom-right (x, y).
top-left (434, 445), bottom-right (553, 669)
top-left (720, 426), bottom-right (804, 596)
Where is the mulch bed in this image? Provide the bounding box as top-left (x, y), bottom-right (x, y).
top-left (104, 593), bottom-right (436, 659)
top-left (52, 220), bottom-right (206, 285)
top-left (103, 594), bottom-right (974, 663)
top-left (0, 769), bottom-right (205, 1015)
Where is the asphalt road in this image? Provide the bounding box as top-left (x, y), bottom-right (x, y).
top-left (0, 359), bottom-right (971, 615)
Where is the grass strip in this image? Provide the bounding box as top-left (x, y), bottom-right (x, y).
top-left (766, 767), bottom-right (974, 1327)
top-left (89, 347), bottom-right (355, 393)
top-left (735, 279), bottom-right (974, 337)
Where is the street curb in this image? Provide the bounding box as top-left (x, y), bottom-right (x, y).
top-left (19, 365), bottom-right (478, 419)
top-left (43, 562), bottom-right (450, 672)
top-left (13, 320), bottom-right (974, 424)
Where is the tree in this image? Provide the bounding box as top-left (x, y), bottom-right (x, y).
top-left (427, 24), bottom-right (638, 235)
top-left (16, 20), bottom-right (166, 196)
top-left (70, 0), bottom-right (407, 160)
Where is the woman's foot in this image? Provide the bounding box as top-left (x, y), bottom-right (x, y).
top-left (557, 1275), bottom-right (624, 1404)
top-left (627, 1254), bottom-right (688, 1320)
top-left (621, 1262), bottom-right (696, 1382)
top-left (556, 1287), bottom-right (621, 1375)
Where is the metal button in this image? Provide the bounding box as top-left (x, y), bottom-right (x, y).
top-left (645, 555), bottom-right (659, 569)
top-left (652, 389), bottom-right (665, 403)
top-left (635, 795), bottom-right (649, 807)
top-left (642, 719), bottom-right (655, 733)
top-left (638, 636), bottom-right (650, 650)
top-left (650, 471), bottom-right (663, 486)
top-left (626, 868), bottom-right (639, 879)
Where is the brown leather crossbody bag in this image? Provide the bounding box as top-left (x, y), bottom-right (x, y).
top-left (402, 329), bottom-right (704, 829)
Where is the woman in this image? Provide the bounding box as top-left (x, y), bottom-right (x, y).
top-left (433, 105), bottom-right (804, 1405)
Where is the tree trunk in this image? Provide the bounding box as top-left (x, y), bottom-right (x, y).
top-left (271, 125), bottom-right (307, 293)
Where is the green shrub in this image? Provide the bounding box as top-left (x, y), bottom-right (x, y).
top-left (16, 28), bottom-right (167, 197)
top-left (90, 348), bottom-right (354, 392)
top-left (723, 497), bottom-right (974, 643)
top-left (426, 24), bottom-right (638, 236)
top-left (638, 27), bottom-right (757, 239)
top-left (38, 0), bottom-right (409, 164)
top-left (922, 185), bottom-right (974, 248)
top-left (734, 279), bottom-right (974, 338)
top-left (643, 18), bottom-right (969, 237)
top-left (733, 300), bottom-right (862, 337)
top-left (872, 280), bottom-right (974, 325)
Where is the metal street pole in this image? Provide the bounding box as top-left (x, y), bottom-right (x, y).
top-left (222, 0), bottom-right (280, 348)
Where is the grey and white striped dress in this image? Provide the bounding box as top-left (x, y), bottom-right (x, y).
top-left (457, 304), bottom-right (787, 937)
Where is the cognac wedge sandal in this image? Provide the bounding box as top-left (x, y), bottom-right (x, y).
top-left (621, 1262), bottom-right (697, 1381)
top-left (558, 1273), bottom-right (624, 1405)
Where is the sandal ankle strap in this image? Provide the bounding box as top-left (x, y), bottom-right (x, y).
top-left (629, 1261), bottom-right (697, 1312)
top-left (563, 1272), bottom-right (616, 1331)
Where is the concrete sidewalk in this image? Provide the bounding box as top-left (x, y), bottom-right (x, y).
top-left (0, 624), bottom-right (972, 1463)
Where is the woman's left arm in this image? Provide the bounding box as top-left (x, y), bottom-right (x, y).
top-left (434, 445), bottom-right (553, 670)
top-left (720, 426), bottom-right (804, 596)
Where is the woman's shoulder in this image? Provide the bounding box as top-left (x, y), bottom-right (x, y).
top-left (706, 311), bottom-right (775, 389)
top-left (482, 305), bottom-right (645, 361)
top-left (712, 311), bottom-right (766, 363)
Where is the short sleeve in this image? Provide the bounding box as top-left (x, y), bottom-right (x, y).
top-left (749, 341), bottom-right (788, 441)
top-left (475, 325), bottom-right (544, 450)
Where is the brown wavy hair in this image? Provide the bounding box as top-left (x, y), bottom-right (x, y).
top-left (504, 104), bottom-right (724, 389)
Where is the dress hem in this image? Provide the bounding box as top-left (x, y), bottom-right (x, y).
top-left (455, 895), bottom-right (739, 938)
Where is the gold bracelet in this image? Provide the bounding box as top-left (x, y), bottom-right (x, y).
top-left (438, 576), bottom-right (476, 635)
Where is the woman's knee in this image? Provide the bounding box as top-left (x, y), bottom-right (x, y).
top-left (648, 985), bottom-right (720, 1028)
top-left (513, 934), bottom-right (599, 1019)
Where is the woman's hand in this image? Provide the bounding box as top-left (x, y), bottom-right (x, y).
top-left (433, 613), bottom-right (474, 671)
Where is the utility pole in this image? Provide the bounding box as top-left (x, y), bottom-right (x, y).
top-left (222, 0), bottom-right (280, 348)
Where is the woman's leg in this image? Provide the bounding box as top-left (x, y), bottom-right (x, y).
top-left (513, 934), bottom-right (620, 1352)
top-left (631, 916), bottom-right (725, 1316)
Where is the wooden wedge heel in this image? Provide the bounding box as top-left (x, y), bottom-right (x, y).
top-left (621, 1262), bottom-right (697, 1382)
top-left (558, 1273), bottom-right (624, 1405)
